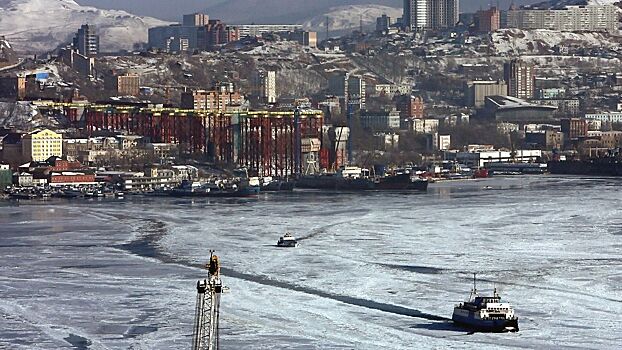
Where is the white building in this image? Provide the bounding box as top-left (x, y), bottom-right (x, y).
top-left (403, 0), bottom-right (428, 31)
top-left (257, 70), bottom-right (277, 104)
top-left (584, 112), bottom-right (622, 124)
top-left (413, 118), bottom-right (439, 134)
top-left (237, 24), bottom-right (303, 37)
top-left (445, 149), bottom-right (542, 168)
top-left (508, 5), bottom-right (618, 33)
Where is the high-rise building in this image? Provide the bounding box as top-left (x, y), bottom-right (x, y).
top-left (403, 0), bottom-right (428, 31)
top-left (183, 13), bottom-right (209, 27)
top-left (504, 60), bottom-right (535, 99)
top-left (347, 75), bottom-right (366, 109)
top-left (376, 14), bottom-right (393, 32)
top-left (72, 24), bottom-right (99, 57)
top-left (403, 0), bottom-right (459, 31)
top-left (427, 0), bottom-right (459, 31)
top-left (474, 7), bottom-right (500, 33)
top-left (327, 72), bottom-right (366, 109)
top-left (256, 70), bottom-right (277, 104)
top-left (0, 75), bottom-right (26, 100)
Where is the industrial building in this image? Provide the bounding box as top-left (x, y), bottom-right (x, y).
top-left (465, 80), bottom-right (507, 108)
top-left (485, 95), bottom-right (557, 123)
top-left (80, 105), bottom-right (325, 177)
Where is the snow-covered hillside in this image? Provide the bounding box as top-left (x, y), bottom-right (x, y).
top-left (0, 0), bottom-right (171, 53)
top-left (302, 5), bottom-right (402, 33)
top-left (526, 0), bottom-right (622, 8)
top-left (491, 28), bottom-right (622, 54)
top-left (0, 36), bottom-right (17, 67)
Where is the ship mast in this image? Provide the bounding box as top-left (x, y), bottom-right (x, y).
top-left (469, 272), bottom-right (478, 301)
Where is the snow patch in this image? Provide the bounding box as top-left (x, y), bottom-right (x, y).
top-left (0, 0), bottom-right (171, 53)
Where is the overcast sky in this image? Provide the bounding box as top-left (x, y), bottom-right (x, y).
top-left (75, 0), bottom-right (543, 21)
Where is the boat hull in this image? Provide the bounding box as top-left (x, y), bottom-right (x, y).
top-left (297, 174), bottom-right (428, 192)
top-left (452, 311), bottom-right (519, 332)
top-left (548, 160), bottom-right (622, 176)
top-left (169, 186), bottom-right (260, 198)
top-left (261, 180), bottom-right (295, 192)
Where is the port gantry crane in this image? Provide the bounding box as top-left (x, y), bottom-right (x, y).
top-left (192, 251), bottom-right (224, 350)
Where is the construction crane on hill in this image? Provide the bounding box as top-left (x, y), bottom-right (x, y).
top-left (191, 251), bottom-right (225, 350)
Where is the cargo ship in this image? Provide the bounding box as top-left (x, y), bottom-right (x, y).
top-left (260, 177), bottom-right (295, 192)
top-left (452, 274), bottom-right (519, 333)
top-left (548, 158), bottom-right (622, 176)
top-left (169, 180), bottom-right (259, 198)
top-left (297, 167), bottom-right (428, 191)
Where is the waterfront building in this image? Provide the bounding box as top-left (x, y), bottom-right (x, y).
top-left (0, 163), bottom-right (10, 188)
top-left (22, 129), bottom-right (63, 162)
top-left (72, 24), bottom-right (99, 57)
top-left (444, 149), bottom-right (542, 168)
top-left (507, 4), bottom-right (618, 33)
top-left (561, 118), bottom-right (588, 141)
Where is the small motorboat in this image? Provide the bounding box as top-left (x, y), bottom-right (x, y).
top-left (277, 233), bottom-right (299, 247)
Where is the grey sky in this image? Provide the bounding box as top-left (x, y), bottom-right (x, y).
top-left (75, 0), bottom-right (543, 22)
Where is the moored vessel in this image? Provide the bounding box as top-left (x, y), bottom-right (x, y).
top-left (452, 274), bottom-right (519, 332)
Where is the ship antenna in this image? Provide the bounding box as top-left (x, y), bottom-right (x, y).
top-left (473, 273), bottom-right (477, 295)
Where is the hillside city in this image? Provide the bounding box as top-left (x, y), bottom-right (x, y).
top-left (1, 0), bottom-right (622, 194)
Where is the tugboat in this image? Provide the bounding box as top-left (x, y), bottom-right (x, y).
top-left (452, 274), bottom-right (519, 332)
top-left (276, 233), bottom-right (299, 247)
